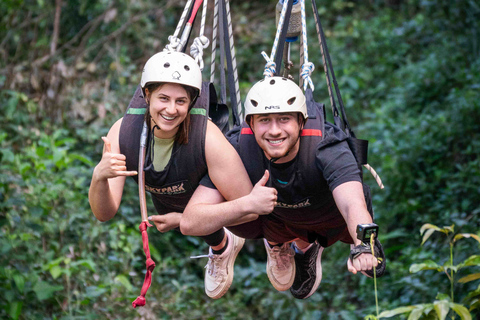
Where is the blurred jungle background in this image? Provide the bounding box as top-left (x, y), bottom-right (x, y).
top-left (1, 0), bottom-right (479, 319)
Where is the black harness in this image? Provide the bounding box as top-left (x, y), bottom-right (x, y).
top-left (119, 83), bottom-right (212, 213)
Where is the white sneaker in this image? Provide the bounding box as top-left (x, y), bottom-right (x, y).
top-left (204, 229), bottom-right (245, 299)
top-left (263, 239), bottom-right (296, 291)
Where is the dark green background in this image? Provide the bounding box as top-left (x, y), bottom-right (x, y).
top-left (1, 0), bottom-right (479, 319)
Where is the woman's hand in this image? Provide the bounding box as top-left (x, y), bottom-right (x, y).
top-left (148, 212), bottom-right (182, 233)
top-left (93, 137), bottom-right (137, 181)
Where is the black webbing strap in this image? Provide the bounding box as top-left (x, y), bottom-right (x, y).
top-left (274, 0), bottom-right (294, 77)
top-left (218, 1), bottom-right (228, 106)
top-left (310, 0), bottom-right (368, 166)
top-left (310, 0), bottom-right (350, 134)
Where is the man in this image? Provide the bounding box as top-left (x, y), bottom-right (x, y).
top-left (181, 76), bottom-right (385, 299)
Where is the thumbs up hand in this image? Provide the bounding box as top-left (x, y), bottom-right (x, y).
top-left (94, 136), bottom-right (138, 181)
top-left (247, 170), bottom-right (277, 215)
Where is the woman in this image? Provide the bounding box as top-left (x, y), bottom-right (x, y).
top-left (88, 51), bottom-right (277, 300)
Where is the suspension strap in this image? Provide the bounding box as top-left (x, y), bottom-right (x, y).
top-left (309, 0), bottom-right (383, 189)
top-left (210, 0), bottom-right (241, 126)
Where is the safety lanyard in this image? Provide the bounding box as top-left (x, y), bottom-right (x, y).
top-left (210, 0), bottom-right (241, 126)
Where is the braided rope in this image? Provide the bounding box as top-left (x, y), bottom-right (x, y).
top-left (190, 0), bottom-right (210, 70)
top-left (262, 0), bottom-right (289, 78)
top-left (210, 0), bottom-right (219, 82)
top-left (300, 0), bottom-right (314, 91)
top-left (364, 164), bottom-right (385, 189)
top-left (164, 0), bottom-right (193, 52)
top-left (225, 0), bottom-right (243, 118)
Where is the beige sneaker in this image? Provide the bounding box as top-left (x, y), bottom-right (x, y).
top-left (263, 239), bottom-right (296, 291)
top-left (204, 229), bottom-right (245, 299)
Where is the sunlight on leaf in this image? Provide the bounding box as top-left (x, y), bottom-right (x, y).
top-left (410, 260), bottom-right (441, 273)
top-left (433, 300), bottom-right (449, 320)
top-left (462, 255), bottom-right (480, 267)
top-left (407, 308), bottom-right (425, 320)
top-left (458, 273), bottom-right (480, 284)
top-left (377, 306), bottom-right (415, 318)
top-left (420, 223), bottom-right (441, 235)
top-left (454, 233), bottom-right (480, 244)
top-left (421, 228), bottom-right (436, 245)
top-left (449, 302), bottom-right (472, 320)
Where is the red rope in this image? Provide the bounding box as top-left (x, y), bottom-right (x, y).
top-left (132, 221), bottom-right (156, 308)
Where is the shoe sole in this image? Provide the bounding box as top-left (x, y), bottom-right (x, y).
top-left (264, 240), bottom-right (296, 291)
top-left (301, 246), bottom-right (324, 299)
top-left (207, 234), bottom-right (245, 299)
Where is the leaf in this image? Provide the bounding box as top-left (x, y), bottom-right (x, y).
top-left (71, 259), bottom-right (96, 272)
top-left (420, 223), bottom-right (441, 236)
top-left (410, 260), bottom-right (441, 273)
top-left (458, 273), bottom-right (480, 284)
top-left (114, 275), bottom-right (132, 291)
top-left (8, 301), bottom-right (23, 320)
top-left (1, 148), bottom-right (15, 163)
top-left (462, 255), bottom-right (480, 267)
top-left (32, 280), bottom-right (64, 301)
top-left (433, 300), bottom-right (450, 320)
top-left (50, 266), bottom-right (63, 279)
top-left (13, 274), bottom-right (25, 294)
top-left (454, 233), bottom-right (480, 244)
top-left (377, 306), bottom-right (415, 318)
top-left (421, 228), bottom-right (436, 245)
top-left (449, 302), bottom-right (472, 320)
top-left (407, 308), bottom-right (424, 320)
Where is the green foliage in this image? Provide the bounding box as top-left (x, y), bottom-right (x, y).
top-left (365, 223), bottom-right (479, 320)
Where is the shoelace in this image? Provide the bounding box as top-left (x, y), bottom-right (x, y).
top-left (271, 245), bottom-right (294, 270)
top-left (190, 253), bottom-right (224, 277)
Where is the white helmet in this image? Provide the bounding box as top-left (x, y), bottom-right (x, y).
top-left (141, 51), bottom-right (202, 94)
top-left (244, 77), bottom-right (307, 120)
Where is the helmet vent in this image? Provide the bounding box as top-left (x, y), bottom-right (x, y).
top-left (287, 97), bottom-right (296, 105)
top-left (184, 65), bottom-right (190, 71)
top-left (164, 63), bottom-right (170, 68)
top-left (269, 79), bottom-right (275, 85)
top-left (250, 99), bottom-right (258, 107)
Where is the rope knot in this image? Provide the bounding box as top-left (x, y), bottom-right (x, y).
top-left (261, 51), bottom-right (276, 78)
top-left (146, 258), bottom-right (156, 271)
top-left (164, 35), bottom-right (181, 52)
top-left (301, 62), bottom-right (315, 91)
top-left (132, 296), bottom-right (146, 308)
top-left (190, 35), bottom-right (210, 70)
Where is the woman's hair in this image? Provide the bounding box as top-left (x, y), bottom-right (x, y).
top-left (143, 82), bottom-right (199, 144)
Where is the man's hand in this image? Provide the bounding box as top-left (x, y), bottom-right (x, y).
top-left (247, 170), bottom-right (277, 215)
top-left (93, 137), bottom-right (137, 180)
top-left (148, 212), bottom-right (182, 233)
top-left (347, 252), bottom-right (379, 275)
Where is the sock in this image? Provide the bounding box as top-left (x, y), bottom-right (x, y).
top-left (267, 242), bottom-right (284, 248)
top-left (294, 242), bottom-right (314, 254)
top-left (212, 237), bottom-right (229, 255)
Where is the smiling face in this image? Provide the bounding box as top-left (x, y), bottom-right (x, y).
top-left (250, 112), bottom-right (302, 163)
top-left (145, 83), bottom-right (191, 139)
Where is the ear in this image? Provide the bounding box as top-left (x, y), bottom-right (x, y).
top-left (247, 115), bottom-right (255, 132)
top-left (298, 114), bottom-right (306, 130)
top-left (144, 88), bottom-right (150, 104)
